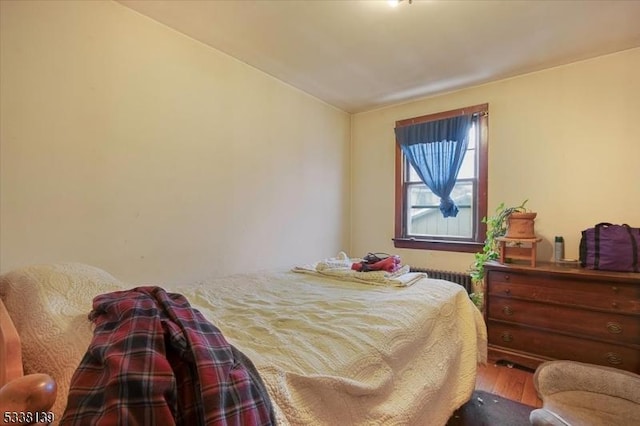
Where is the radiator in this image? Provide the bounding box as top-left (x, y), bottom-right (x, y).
top-left (409, 267), bottom-right (473, 293)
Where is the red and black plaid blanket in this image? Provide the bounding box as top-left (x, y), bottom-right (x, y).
top-left (61, 286), bottom-right (275, 426)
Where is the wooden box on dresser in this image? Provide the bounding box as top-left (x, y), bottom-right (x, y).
top-left (484, 260), bottom-right (640, 373)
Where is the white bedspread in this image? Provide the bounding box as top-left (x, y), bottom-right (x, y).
top-left (0, 263), bottom-right (487, 426)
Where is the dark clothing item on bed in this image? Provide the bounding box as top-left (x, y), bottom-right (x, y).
top-left (60, 286), bottom-right (276, 426)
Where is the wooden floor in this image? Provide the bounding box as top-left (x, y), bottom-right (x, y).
top-left (475, 354), bottom-right (543, 408)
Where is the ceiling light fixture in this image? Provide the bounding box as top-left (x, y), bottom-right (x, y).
top-left (388, 0), bottom-right (412, 7)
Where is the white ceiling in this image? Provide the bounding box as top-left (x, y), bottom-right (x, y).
top-left (118, 0), bottom-right (640, 113)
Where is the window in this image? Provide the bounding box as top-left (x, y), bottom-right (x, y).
top-left (394, 104), bottom-right (488, 253)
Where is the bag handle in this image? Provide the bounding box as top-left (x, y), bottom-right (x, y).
top-left (594, 225), bottom-right (601, 269)
top-left (595, 222), bottom-right (614, 228)
top-left (595, 223), bottom-right (633, 228)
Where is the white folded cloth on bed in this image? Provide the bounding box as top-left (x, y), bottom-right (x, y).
top-left (293, 252), bottom-right (427, 287)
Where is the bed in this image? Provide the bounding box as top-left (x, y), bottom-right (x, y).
top-left (0, 258), bottom-right (487, 425)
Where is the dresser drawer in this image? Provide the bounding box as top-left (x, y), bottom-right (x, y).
top-left (488, 297), bottom-right (640, 345)
top-left (488, 321), bottom-right (640, 373)
top-left (488, 271), bottom-right (640, 314)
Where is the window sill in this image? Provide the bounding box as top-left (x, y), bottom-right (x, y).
top-left (393, 238), bottom-right (483, 253)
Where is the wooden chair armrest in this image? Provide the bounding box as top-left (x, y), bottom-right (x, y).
top-left (0, 373), bottom-right (57, 424)
top-left (0, 299), bottom-right (23, 385)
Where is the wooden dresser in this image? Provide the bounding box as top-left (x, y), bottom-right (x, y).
top-left (484, 261), bottom-right (640, 373)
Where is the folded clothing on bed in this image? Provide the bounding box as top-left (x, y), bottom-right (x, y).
top-left (293, 252), bottom-right (427, 287)
top-left (351, 252), bottom-right (402, 273)
top-left (61, 286), bottom-right (275, 426)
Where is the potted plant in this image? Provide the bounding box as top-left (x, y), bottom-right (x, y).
top-left (469, 200), bottom-right (530, 310)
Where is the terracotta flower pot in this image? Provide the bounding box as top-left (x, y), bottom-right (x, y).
top-left (505, 212), bottom-right (537, 239)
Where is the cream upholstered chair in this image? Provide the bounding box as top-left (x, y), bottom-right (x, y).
top-left (529, 360), bottom-right (640, 426)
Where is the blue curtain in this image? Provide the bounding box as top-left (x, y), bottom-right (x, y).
top-left (395, 115), bottom-right (472, 218)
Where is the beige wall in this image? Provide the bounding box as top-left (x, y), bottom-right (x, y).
top-left (0, 1), bottom-right (351, 284)
top-left (2, 2), bottom-right (638, 283)
top-left (351, 48), bottom-right (640, 273)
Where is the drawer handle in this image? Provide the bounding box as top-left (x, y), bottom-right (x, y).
top-left (504, 274), bottom-right (510, 281)
top-left (502, 306), bottom-right (514, 316)
top-left (612, 302), bottom-right (619, 309)
top-left (611, 286), bottom-right (619, 293)
top-left (606, 322), bottom-right (623, 334)
top-left (605, 352), bottom-right (623, 365)
top-left (501, 332), bottom-right (513, 343)
top-left (504, 288), bottom-right (511, 295)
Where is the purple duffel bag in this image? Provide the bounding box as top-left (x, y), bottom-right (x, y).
top-left (579, 223), bottom-right (640, 272)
